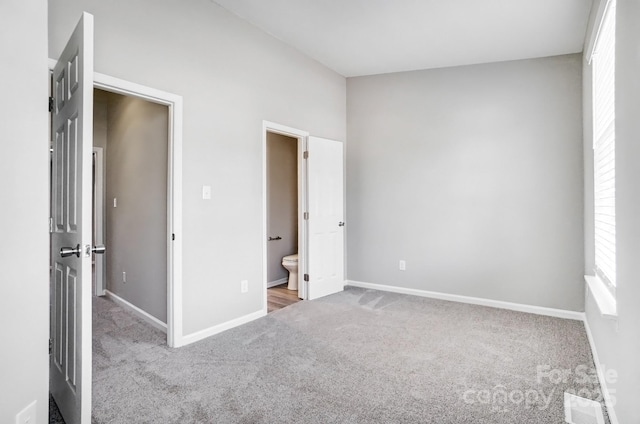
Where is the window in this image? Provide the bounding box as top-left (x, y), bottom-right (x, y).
top-left (592, 0), bottom-right (616, 294)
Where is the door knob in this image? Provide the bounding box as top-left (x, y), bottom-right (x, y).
top-left (338, 222), bottom-right (345, 227)
top-left (92, 245), bottom-right (106, 254)
top-left (60, 244), bottom-right (81, 258)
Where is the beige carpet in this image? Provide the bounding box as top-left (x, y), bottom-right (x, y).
top-left (91, 286), bottom-right (609, 423)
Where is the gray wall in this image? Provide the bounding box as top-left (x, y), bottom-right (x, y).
top-left (583, 1), bottom-right (640, 422)
top-left (49, 0), bottom-right (346, 335)
top-left (0, 0), bottom-right (49, 421)
top-left (266, 133), bottom-right (298, 283)
top-left (94, 90), bottom-right (108, 149)
top-left (96, 90), bottom-right (169, 323)
top-left (347, 54), bottom-right (584, 311)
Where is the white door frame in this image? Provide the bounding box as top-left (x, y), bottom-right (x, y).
top-left (48, 60), bottom-right (184, 348)
top-left (92, 147), bottom-right (105, 296)
top-left (262, 121), bottom-right (309, 310)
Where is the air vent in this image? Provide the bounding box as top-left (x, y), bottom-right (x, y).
top-left (564, 392), bottom-right (605, 424)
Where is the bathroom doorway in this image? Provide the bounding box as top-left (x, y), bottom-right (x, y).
top-left (262, 121), bottom-right (346, 310)
top-left (263, 122), bottom-right (309, 313)
top-left (265, 130), bottom-right (302, 312)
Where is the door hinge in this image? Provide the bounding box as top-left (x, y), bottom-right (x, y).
top-left (304, 274), bottom-right (309, 282)
top-left (49, 338), bottom-right (53, 355)
top-left (303, 151), bottom-right (309, 159)
top-left (48, 96), bottom-right (54, 112)
top-left (172, 233), bottom-right (175, 241)
top-left (49, 217), bottom-right (53, 233)
top-left (303, 212), bottom-right (309, 220)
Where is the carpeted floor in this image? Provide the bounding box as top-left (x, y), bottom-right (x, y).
top-left (90, 286), bottom-right (609, 423)
top-left (49, 395), bottom-right (65, 423)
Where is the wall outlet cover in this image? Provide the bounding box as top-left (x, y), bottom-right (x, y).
top-left (564, 392), bottom-right (605, 424)
top-left (16, 400), bottom-right (37, 424)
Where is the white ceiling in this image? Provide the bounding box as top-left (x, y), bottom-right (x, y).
top-left (211, 0), bottom-right (593, 77)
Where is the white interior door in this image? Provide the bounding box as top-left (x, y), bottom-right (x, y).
top-left (307, 136), bottom-right (345, 300)
top-left (50, 12), bottom-right (94, 424)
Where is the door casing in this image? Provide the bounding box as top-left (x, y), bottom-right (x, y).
top-left (92, 147), bottom-right (105, 296)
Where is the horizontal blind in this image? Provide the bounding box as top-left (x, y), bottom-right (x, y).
top-left (592, 0), bottom-right (616, 287)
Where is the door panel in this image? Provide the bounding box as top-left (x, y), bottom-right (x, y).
top-left (307, 137), bottom-right (345, 300)
top-left (50, 12), bottom-right (94, 424)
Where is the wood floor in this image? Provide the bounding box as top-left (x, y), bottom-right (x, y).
top-left (268, 284), bottom-right (301, 313)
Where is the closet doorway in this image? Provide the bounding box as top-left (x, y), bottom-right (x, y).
top-left (92, 88), bottom-right (169, 332)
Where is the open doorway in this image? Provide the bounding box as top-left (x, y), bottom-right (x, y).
top-left (262, 122), bottom-right (309, 313)
top-left (92, 88), bottom-right (169, 333)
top-left (91, 72), bottom-right (184, 348)
top-left (266, 131), bottom-right (301, 312)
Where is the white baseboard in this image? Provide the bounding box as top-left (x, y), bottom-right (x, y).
top-left (104, 290), bottom-right (167, 333)
top-left (583, 318), bottom-right (619, 424)
top-left (267, 277), bottom-right (288, 288)
top-left (181, 309), bottom-right (266, 346)
top-left (346, 280), bottom-right (585, 321)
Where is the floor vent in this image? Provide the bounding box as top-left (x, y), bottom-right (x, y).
top-left (564, 392), bottom-right (605, 424)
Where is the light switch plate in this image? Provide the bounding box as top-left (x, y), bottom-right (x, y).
top-left (202, 185), bottom-right (211, 200)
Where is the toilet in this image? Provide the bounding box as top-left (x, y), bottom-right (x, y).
top-left (282, 254), bottom-right (299, 291)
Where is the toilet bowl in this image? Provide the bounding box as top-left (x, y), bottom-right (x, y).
top-left (282, 254), bottom-right (299, 291)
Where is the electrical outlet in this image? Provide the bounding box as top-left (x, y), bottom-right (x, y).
top-left (241, 280), bottom-right (248, 293)
top-left (16, 400), bottom-right (37, 424)
top-left (399, 260), bottom-right (406, 271)
top-left (122, 271), bottom-right (126, 283)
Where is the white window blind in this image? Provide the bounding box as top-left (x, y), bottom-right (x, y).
top-left (592, 0), bottom-right (616, 289)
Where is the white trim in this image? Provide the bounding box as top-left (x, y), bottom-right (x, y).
top-left (262, 121), bottom-right (310, 316)
top-left (346, 280), bottom-right (585, 321)
top-left (584, 275), bottom-right (617, 319)
top-left (92, 147), bottom-right (106, 296)
top-left (267, 277), bottom-right (288, 288)
top-left (263, 121), bottom-right (310, 138)
top-left (583, 317), bottom-right (620, 424)
top-left (169, 94), bottom-right (184, 348)
top-left (298, 135), bottom-right (309, 301)
top-left (49, 60), bottom-right (185, 348)
top-left (586, 0), bottom-right (616, 64)
top-left (104, 290), bottom-right (167, 333)
top-left (181, 309), bottom-right (266, 346)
